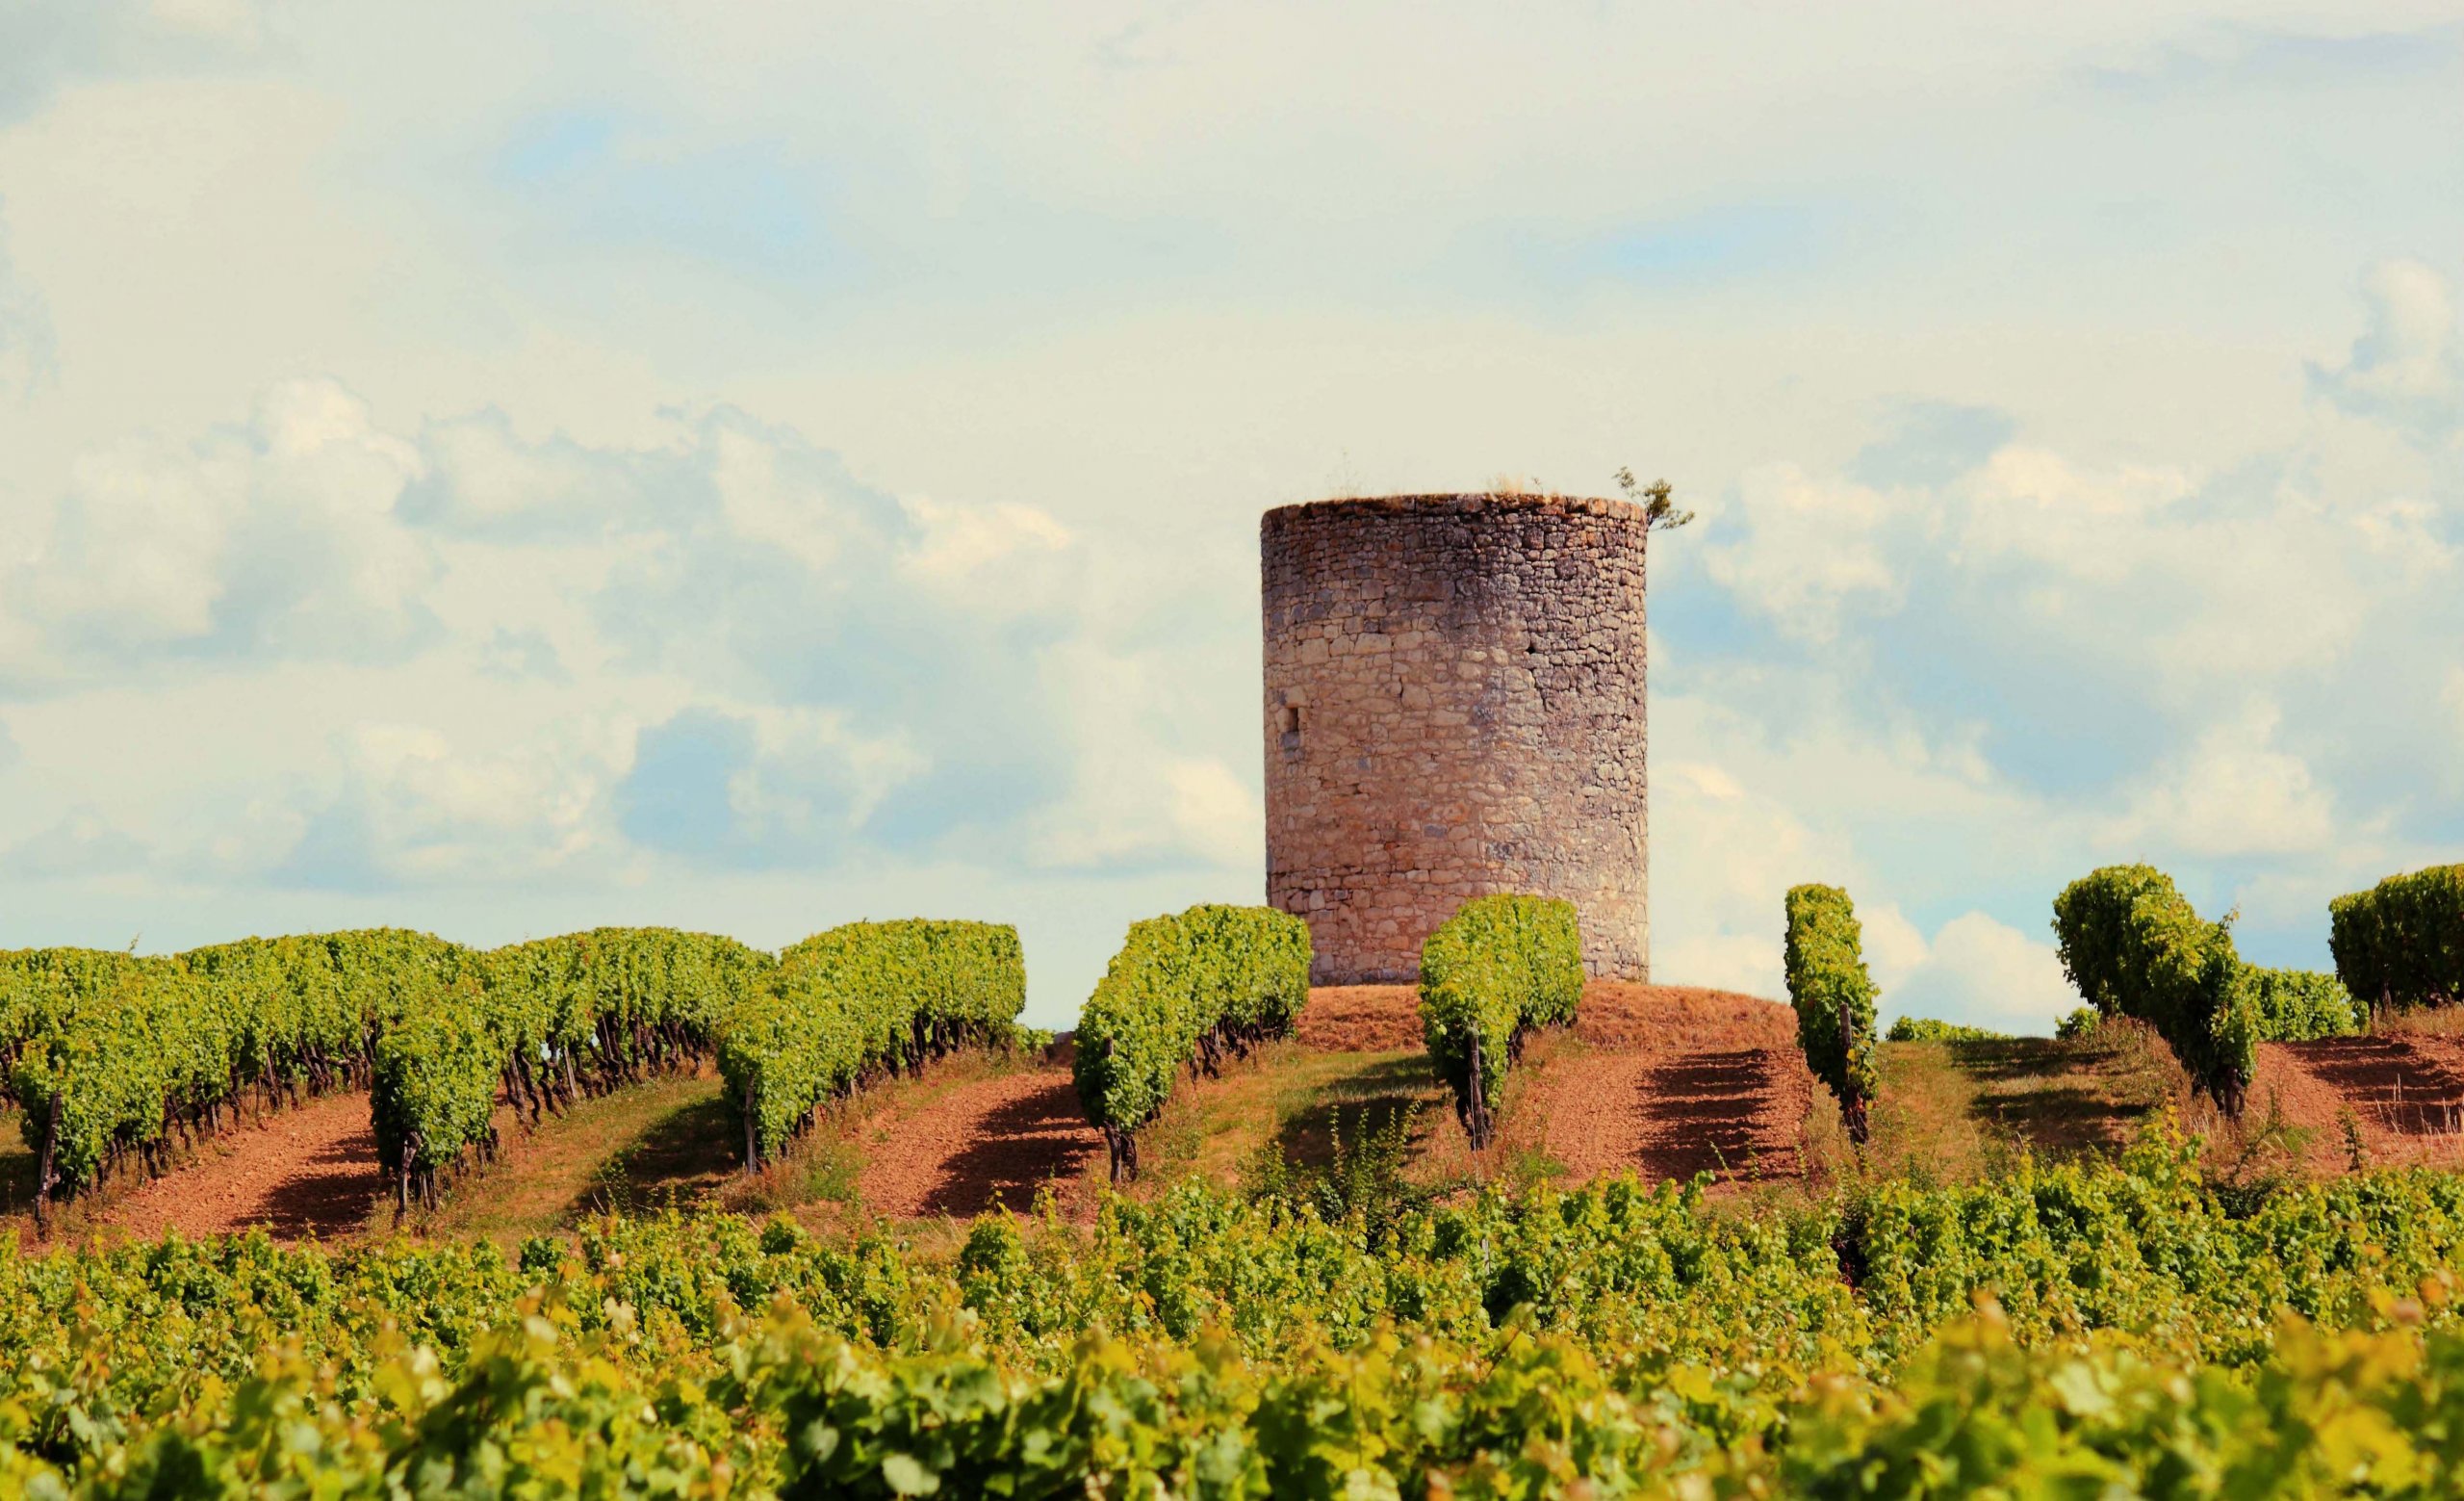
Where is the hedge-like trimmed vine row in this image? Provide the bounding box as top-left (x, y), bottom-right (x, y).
top-left (4, 930), bottom-right (470, 1221)
top-left (718, 919), bottom-right (1024, 1169)
top-left (2330, 863), bottom-right (2464, 1015)
top-left (375, 928), bottom-right (777, 1207)
top-left (2243, 964), bottom-right (2362, 1041)
top-left (1784, 884), bottom-right (1881, 1144)
top-left (1072, 904), bottom-right (1311, 1179)
top-left (2053, 865), bottom-right (2257, 1111)
top-left (6, 919), bottom-right (1023, 1217)
top-left (1416, 894), bottom-right (1582, 1150)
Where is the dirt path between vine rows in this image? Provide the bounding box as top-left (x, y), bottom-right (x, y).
top-left (1528, 983), bottom-right (1815, 1186)
top-left (2250, 1033), bottom-right (2464, 1174)
top-left (1297, 981), bottom-right (1813, 1188)
top-left (856, 1067), bottom-right (1106, 1220)
top-left (98, 1090), bottom-right (385, 1245)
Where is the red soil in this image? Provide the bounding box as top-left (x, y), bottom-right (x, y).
top-left (1296, 986), bottom-right (1424, 1051)
top-left (96, 1090), bottom-right (384, 1245)
top-left (856, 1068), bottom-right (1104, 1220)
top-left (2253, 1033), bottom-right (2464, 1172)
top-left (1538, 986), bottom-right (1814, 1186)
top-left (1297, 980), bottom-right (1813, 1187)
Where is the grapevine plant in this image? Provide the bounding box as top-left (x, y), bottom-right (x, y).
top-left (2332, 863), bottom-right (2464, 1016)
top-left (2052, 866), bottom-right (2317, 1113)
top-left (10, 1125), bottom-right (2464, 1493)
top-left (2, 919), bottom-right (1025, 1218)
top-left (1416, 893), bottom-right (1582, 1150)
top-left (1072, 904), bottom-right (1311, 1179)
top-left (720, 919), bottom-right (1024, 1169)
top-left (1784, 883), bottom-right (1880, 1145)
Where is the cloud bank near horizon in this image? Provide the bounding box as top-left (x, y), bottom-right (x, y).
top-left (0, 2), bottom-right (2457, 1029)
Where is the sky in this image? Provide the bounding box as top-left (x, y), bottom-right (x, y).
top-left (0, 1), bottom-right (2458, 1031)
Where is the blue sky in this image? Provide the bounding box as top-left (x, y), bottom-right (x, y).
top-left (0, 1), bottom-right (2458, 1029)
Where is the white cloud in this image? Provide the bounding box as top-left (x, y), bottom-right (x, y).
top-left (0, 377), bottom-right (434, 684)
top-left (1954, 447), bottom-right (2199, 580)
top-left (1024, 634), bottom-right (1263, 873)
top-left (896, 494), bottom-right (1075, 618)
top-left (6, 805), bottom-right (147, 879)
top-left (403, 406), bottom-right (662, 537)
top-left (1859, 901), bottom-right (1931, 992)
top-left (265, 719), bottom-right (632, 891)
top-left (2104, 701), bottom-right (2340, 858)
top-left (1884, 911), bottom-right (2080, 1033)
top-left (1701, 464), bottom-right (1905, 642)
top-left (1647, 757), bottom-right (1856, 997)
top-left (2310, 259), bottom-right (2464, 443)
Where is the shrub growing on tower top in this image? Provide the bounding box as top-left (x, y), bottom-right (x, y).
top-left (1784, 884), bottom-right (1880, 1146)
top-left (1073, 904), bottom-right (1311, 1180)
top-left (1417, 894), bottom-right (1582, 1151)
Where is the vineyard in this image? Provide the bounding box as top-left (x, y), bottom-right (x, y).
top-left (6, 866), bottom-right (2464, 1492)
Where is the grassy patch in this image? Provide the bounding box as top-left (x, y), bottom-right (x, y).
top-left (1842, 1024), bottom-right (2177, 1189)
top-left (400, 1072), bottom-right (734, 1243)
top-left (1130, 1043), bottom-right (1449, 1199)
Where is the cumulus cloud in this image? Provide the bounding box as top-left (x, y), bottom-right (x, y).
top-left (0, 377), bottom-right (438, 687)
top-left (2310, 259), bottom-right (2464, 444)
top-left (2102, 701), bottom-right (2341, 859)
top-left (617, 705), bottom-right (926, 868)
top-left (475, 626), bottom-right (570, 684)
top-left (1882, 912), bottom-right (2080, 1033)
top-left (6, 806), bottom-right (147, 879)
top-left (398, 406), bottom-right (679, 540)
top-left (266, 721), bottom-right (630, 892)
top-left (0, 375), bottom-right (1251, 884)
top-left (1647, 757), bottom-right (1859, 998)
top-left (1701, 465), bottom-right (1906, 643)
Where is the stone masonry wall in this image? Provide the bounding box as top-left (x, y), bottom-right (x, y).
top-left (1261, 494), bottom-right (1650, 984)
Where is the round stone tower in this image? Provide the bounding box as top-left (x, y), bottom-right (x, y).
top-left (1261, 493), bottom-right (1651, 985)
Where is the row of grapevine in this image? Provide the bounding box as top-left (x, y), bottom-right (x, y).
top-left (1883, 1016), bottom-right (2005, 1042)
top-left (720, 919), bottom-right (1024, 1168)
top-left (3, 919), bottom-right (1026, 1218)
top-left (1415, 893), bottom-right (1582, 1148)
top-left (2049, 865), bottom-right (2367, 1108)
top-left (1071, 904), bottom-right (1311, 1179)
top-left (26, 1295), bottom-right (2415, 1500)
top-left (2053, 865), bottom-right (2259, 1110)
top-left (4, 929), bottom-right (467, 1222)
top-left (11, 1128), bottom-right (2464, 1491)
top-left (1783, 883), bottom-right (1882, 1143)
top-left (2243, 961), bottom-right (2364, 1040)
top-left (373, 927), bottom-right (780, 1207)
top-left (2332, 862), bottom-right (2464, 1013)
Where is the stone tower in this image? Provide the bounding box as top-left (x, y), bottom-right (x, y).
top-left (1261, 493), bottom-right (1652, 985)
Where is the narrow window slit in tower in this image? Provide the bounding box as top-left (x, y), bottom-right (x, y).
top-left (1280, 705), bottom-right (1303, 753)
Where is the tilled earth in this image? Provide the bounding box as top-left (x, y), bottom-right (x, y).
top-left (99, 1089), bottom-right (384, 1244)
